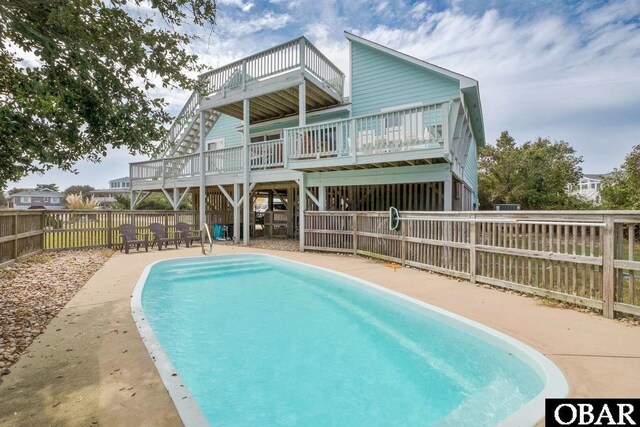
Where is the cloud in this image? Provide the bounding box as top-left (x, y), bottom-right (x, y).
top-left (9, 0), bottom-right (640, 189)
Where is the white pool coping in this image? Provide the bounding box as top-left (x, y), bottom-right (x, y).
top-left (131, 253), bottom-right (569, 427)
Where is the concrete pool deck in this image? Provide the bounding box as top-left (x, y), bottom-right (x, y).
top-left (1, 245), bottom-right (639, 426)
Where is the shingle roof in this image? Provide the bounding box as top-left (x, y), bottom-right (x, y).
top-left (11, 189), bottom-right (64, 197)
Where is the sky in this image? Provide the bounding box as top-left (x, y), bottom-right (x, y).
top-left (9, 0), bottom-right (640, 191)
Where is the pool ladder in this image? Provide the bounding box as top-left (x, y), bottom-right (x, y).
top-left (201, 223), bottom-right (214, 255)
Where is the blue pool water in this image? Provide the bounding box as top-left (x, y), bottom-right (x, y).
top-left (140, 255), bottom-right (547, 426)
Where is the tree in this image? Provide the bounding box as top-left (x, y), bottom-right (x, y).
top-left (113, 193), bottom-right (130, 210)
top-left (600, 145), bottom-right (640, 209)
top-left (64, 185), bottom-right (95, 197)
top-left (0, 191), bottom-right (7, 208)
top-left (0, 0), bottom-right (217, 188)
top-left (479, 131), bottom-right (588, 210)
top-left (36, 183), bottom-right (59, 192)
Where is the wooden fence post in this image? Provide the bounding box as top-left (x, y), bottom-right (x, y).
top-left (602, 215), bottom-right (615, 318)
top-left (13, 213), bottom-right (18, 260)
top-left (352, 212), bottom-right (358, 255)
top-left (401, 221), bottom-right (407, 267)
top-left (469, 218), bottom-right (477, 283)
top-left (106, 211), bottom-right (113, 248)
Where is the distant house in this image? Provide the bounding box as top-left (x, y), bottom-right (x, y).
top-left (568, 174), bottom-right (604, 203)
top-left (11, 188), bottom-right (65, 210)
top-left (90, 177), bottom-right (131, 203)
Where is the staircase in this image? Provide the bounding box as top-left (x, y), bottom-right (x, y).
top-left (158, 90), bottom-right (221, 159)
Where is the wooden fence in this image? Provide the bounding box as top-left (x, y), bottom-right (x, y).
top-left (0, 211), bottom-right (45, 267)
top-left (304, 211), bottom-right (640, 319)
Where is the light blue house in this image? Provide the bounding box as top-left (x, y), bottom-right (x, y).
top-left (130, 32), bottom-right (484, 247)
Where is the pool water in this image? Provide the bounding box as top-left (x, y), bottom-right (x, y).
top-left (140, 255), bottom-right (550, 426)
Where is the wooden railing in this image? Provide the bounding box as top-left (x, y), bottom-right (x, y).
top-left (304, 211), bottom-right (640, 319)
top-left (0, 211), bottom-right (45, 267)
top-left (250, 139), bottom-right (284, 170)
top-left (206, 147), bottom-right (243, 174)
top-left (158, 37), bottom-right (345, 159)
top-left (284, 103), bottom-right (445, 161)
top-left (132, 103), bottom-right (445, 184)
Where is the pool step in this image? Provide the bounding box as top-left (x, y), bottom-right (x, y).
top-left (433, 378), bottom-right (526, 426)
top-left (160, 264), bottom-right (272, 282)
top-left (164, 260), bottom-right (265, 275)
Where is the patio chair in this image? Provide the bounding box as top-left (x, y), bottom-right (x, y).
top-left (176, 222), bottom-right (202, 247)
top-left (149, 223), bottom-right (178, 251)
top-left (118, 224), bottom-right (149, 254)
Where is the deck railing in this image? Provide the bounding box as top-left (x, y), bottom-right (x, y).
top-left (284, 103), bottom-right (445, 160)
top-left (160, 38), bottom-right (345, 158)
top-left (132, 104), bottom-right (446, 182)
top-left (206, 147), bottom-right (243, 174)
top-left (304, 210), bottom-right (640, 319)
top-left (250, 139), bottom-right (284, 170)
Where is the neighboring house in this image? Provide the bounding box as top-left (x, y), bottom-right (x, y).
top-left (11, 188), bottom-right (65, 210)
top-left (129, 32), bottom-right (484, 245)
top-left (90, 177), bottom-right (131, 203)
top-left (568, 174), bottom-right (604, 203)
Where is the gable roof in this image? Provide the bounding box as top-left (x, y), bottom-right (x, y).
top-left (344, 32), bottom-right (485, 146)
top-left (12, 188), bottom-right (64, 197)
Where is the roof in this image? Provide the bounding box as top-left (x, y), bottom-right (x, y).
top-left (109, 176), bottom-right (130, 183)
top-left (583, 174), bottom-right (606, 180)
top-left (11, 188), bottom-right (64, 197)
top-left (344, 31), bottom-right (485, 146)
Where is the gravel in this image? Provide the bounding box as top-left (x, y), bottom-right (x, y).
top-left (0, 250), bottom-right (113, 383)
top-left (220, 238), bottom-right (301, 252)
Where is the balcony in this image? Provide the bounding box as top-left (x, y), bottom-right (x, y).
top-left (131, 103), bottom-right (447, 186)
top-left (162, 37), bottom-right (346, 158)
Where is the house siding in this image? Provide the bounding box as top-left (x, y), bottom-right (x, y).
top-left (463, 139), bottom-right (479, 205)
top-left (207, 114), bottom-right (242, 147)
top-left (350, 41), bottom-right (460, 117)
top-left (207, 110), bottom-right (351, 147)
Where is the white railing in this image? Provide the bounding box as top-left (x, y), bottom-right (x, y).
top-left (305, 42), bottom-right (344, 95)
top-left (284, 103), bottom-right (445, 160)
top-left (285, 120), bottom-right (351, 160)
top-left (131, 159), bottom-right (163, 182)
top-left (250, 139), bottom-right (284, 170)
top-left (205, 147), bottom-right (243, 174)
top-left (160, 37), bottom-right (345, 159)
top-left (164, 153), bottom-right (200, 180)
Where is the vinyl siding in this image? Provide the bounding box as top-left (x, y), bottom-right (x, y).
top-left (463, 138), bottom-right (478, 205)
top-left (350, 41), bottom-right (460, 117)
top-left (207, 110), bottom-right (350, 146)
top-left (207, 114), bottom-right (242, 147)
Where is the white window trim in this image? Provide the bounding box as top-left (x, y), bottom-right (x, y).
top-left (248, 130), bottom-right (282, 143)
top-left (206, 138), bottom-right (225, 151)
top-left (20, 196), bottom-right (31, 203)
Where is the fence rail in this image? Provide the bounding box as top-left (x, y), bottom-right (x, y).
top-left (304, 211), bottom-right (640, 319)
top-left (0, 211), bottom-right (45, 267)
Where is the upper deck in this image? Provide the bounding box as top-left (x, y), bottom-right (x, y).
top-left (162, 37), bottom-right (345, 158)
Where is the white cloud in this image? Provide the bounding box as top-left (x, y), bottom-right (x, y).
top-left (10, 0), bottom-right (640, 189)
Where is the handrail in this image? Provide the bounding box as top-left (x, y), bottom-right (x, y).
top-left (201, 223), bottom-right (213, 255)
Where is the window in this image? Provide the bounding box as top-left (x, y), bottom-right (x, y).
top-left (21, 196), bottom-right (31, 203)
top-left (250, 132), bottom-right (281, 143)
top-left (207, 138), bottom-right (225, 151)
top-left (591, 183), bottom-right (596, 189)
top-left (51, 197), bottom-right (60, 203)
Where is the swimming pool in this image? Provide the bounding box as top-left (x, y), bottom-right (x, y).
top-left (132, 254), bottom-right (568, 426)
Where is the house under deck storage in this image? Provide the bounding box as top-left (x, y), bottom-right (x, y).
top-left (129, 32), bottom-right (485, 248)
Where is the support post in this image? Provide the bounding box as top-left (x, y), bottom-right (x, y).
top-left (318, 186), bottom-right (326, 211)
top-left (443, 175), bottom-right (453, 211)
top-left (298, 176), bottom-right (305, 251)
top-left (287, 186), bottom-right (294, 238)
top-left (243, 98), bottom-right (250, 245)
top-left (602, 215), bottom-right (615, 318)
top-left (233, 183), bottom-right (240, 243)
top-left (199, 109), bottom-right (206, 228)
top-left (298, 81), bottom-right (306, 127)
top-left (173, 187), bottom-right (180, 211)
top-left (469, 218), bottom-right (477, 283)
top-left (352, 212), bottom-right (358, 255)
